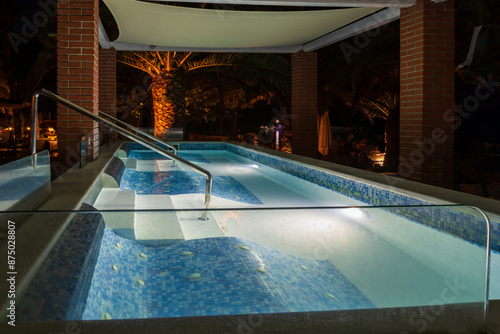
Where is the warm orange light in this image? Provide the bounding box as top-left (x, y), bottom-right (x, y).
top-left (26, 127), bottom-right (31, 130)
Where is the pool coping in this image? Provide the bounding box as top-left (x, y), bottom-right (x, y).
top-left (1, 301), bottom-right (496, 334)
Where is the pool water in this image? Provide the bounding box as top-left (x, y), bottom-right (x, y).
top-left (121, 150), bottom-right (362, 208)
top-left (83, 227), bottom-right (374, 319)
top-left (85, 147), bottom-right (494, 320)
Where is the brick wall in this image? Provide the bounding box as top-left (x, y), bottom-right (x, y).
top-left (399, 0), bottom-right (455, 188)
top-left (99, 48), bottom-right (117, 142)
top-left (57, 0), bottom-right (99, 165)
top-left (291, 52), bottom-right (318, 158)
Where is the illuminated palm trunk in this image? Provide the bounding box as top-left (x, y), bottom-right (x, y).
top-left (152, 76), bottom-right (173, 139)
top-left (151, 71), bottom-right (186, 139)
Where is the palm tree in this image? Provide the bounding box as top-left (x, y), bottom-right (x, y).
top-left (119, 52), bottom-right (290, 139)
top-left (317, 0), bottom-right (498, 172)
top-left (319, 21), bottom-right (400, 170)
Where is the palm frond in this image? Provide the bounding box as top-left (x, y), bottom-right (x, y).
top-left (184, 53), bottom-right (290, 92)
top-left (118, 52), bottom-right (159, 76)
top-left (177, 52), bottom-right (194, 67)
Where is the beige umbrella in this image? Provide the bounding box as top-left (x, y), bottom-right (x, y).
top-left (317, 112), bottom-right (333, 156)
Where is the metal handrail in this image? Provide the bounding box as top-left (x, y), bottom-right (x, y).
top-left (30, 89), bottom-right (212, 218)
top-left (98, 111), bottom-right (177, 156)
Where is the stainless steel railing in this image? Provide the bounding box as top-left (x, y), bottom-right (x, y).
top-left (97, 111), bottom-right (178, 156)
top-left (30, 89), bottom-right (212, 219)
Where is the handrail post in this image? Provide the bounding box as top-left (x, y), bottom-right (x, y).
top-left (30, 89), bottom-right (212, 215)
top-left (199, 176), bottom-right (212, 221)
top-left (30, 92), bottom-right (40, 156)
top-left (30, 91), bottom-right (41, 170)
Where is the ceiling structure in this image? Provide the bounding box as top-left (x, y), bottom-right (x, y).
top-left (100, 0), bottom-right (416, 53)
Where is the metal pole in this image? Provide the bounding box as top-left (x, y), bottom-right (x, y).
top-left (30, 89), bottom-right (212, 213)
top-left (99, 111), bottom-right (178, 156)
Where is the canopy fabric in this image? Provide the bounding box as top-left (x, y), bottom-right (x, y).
top-left (103, 0), bottom-right (379, 50)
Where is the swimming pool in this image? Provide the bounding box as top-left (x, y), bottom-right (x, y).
top-left (12, 142), bottom-right (498, 332)
top-left (122, 149), bottom-right (364, 208)
top-left (13, 205), bottom-right (490, 325)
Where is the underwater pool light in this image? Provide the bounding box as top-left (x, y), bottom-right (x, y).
top-left (344, 208), bottom-right (369, 219)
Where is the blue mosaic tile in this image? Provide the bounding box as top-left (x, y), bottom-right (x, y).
top-left (179, 142), bottom-right (225, 151)
top-left (120, 170), bottom-right (262, 205)
top-left (168, 142), bottom-right (499, 252)
top-left (83, 228), bottom-right (374, 320)
top-left (178, 153), bottom-right (210, 164)
top-left (16, 203), bottom-right (105, 321)
top-left (127, 150), bottom-right (210, 164)
top-left (128, 150), bottom-right (171, 160)
top-left (123, 142), bottom-right (177, 156)
top-left (104, 156), bottom-right (125, 186)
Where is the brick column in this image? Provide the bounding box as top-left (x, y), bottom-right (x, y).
top-left (99, 48), bottom-right (117, 142)
top-left (57, 0), bottom-right (99, 165)
top-left (399, 0), bottom-right (455, 188)
top-left (291, 52), bottom-right (318, 158)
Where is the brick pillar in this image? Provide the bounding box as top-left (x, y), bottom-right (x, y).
top-left (291, 52), bottom-right (318, 158)
top-left (99, 48), bottom-right (117, 142)
top-left (399, 0), bottom-right (455, 188)
top-left (57, 0), bottom-right (99, 165)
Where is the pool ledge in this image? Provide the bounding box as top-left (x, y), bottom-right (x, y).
top-left (1, 300), bottom-right (497, 334)
top-left (0, 141), bottom-right (122, 319)
top-left (226, 141), bottom-right (500, 218)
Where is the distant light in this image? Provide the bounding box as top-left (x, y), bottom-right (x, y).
top-left (26, 127), bottom-right (31, 130)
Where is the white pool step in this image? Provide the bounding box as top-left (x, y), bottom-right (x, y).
top-left (134, 194), bottom-right (224, 240)
top-left (94, 188), bottom-right (224, 241)
top-left (93, 188), bottom-right (136, 230)
top-left (176, 210), bottom-right (225, 240)
top-left (134, 195), bottom-right (184, 240)
top-left (136, 159), bottom-right (183, 172)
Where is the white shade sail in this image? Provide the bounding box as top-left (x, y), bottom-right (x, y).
top-left (103, 0), bottom-right (380, 50)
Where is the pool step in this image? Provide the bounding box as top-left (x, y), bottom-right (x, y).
top-left (176, 210), bottom-right (225, 240)
top-left (94, 188), bottom-right (136, 231)
top-left (134, 195), bottom-right (184, 241)
top-left (136, 159), bottom-right (181, 172)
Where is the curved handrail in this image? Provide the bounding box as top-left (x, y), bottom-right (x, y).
top-left (30, 89), bottom-right (212, 215)
top-left (98, 111), bottom-right (177, 156)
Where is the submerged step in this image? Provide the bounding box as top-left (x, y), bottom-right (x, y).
top-left (94, 188), bottom-right (136, 231)
top-left (136, 159), bottom-right (181, 172)
top-left (134, 195), bottom-right (184, 240)
top-left (176, 210), bottom-right (225, 240)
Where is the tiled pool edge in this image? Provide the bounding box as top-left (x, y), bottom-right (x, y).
top-left (0, 142), bottom-right (121, 321)
top-left (175, 142), bottom-right (499, 252)
top-left (16, 204), bottom-right (105, 321)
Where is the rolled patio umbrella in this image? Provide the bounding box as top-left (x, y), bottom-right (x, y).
top-left (317, 112), bottom-right (333, 156)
